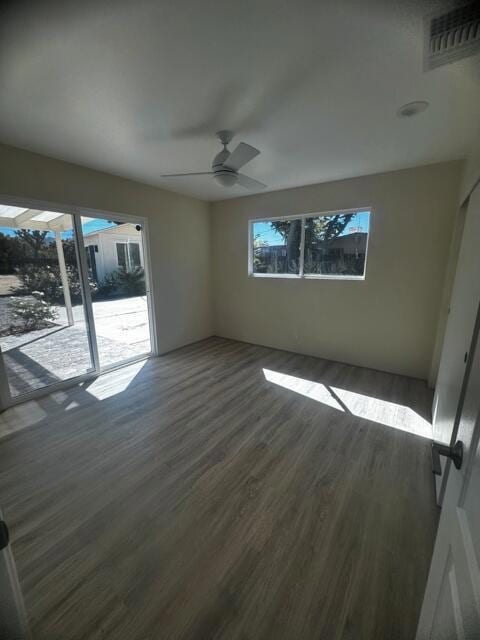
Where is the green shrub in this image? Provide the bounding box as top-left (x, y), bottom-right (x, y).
top-left (8, 292), bottom-right (58, 332)
top-left (15, 263), bottom-right (96, 304)
top-left (95, 271), bottom-right (120, 299)
top-left (96, 268), bottom-right (146, 299)
top-left (117, 267), bottom-right (146, 296)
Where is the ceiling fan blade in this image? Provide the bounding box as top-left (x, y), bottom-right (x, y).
top-left (237, 173), bottom-right (267, 190)
top-left (223, 142), bottom-right (260, 171)
top-left (161, 172), bottom-right (213, 178)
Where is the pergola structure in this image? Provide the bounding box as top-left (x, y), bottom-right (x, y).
top-left (0, 204), bottom-right (93, 326)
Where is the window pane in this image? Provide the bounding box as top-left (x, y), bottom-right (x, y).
top-left (304, 211), bottom-right (370, 276)
top-left (129, 243), bottom-right (141, 268)
top-left (116, 243), bottom-right (127, 268)
top-left (81, 217), bottom-right (151, 369)
top-left (0, 211), bottom-right (94, 398)
top-left (252, 219), bottom-right (301, 274)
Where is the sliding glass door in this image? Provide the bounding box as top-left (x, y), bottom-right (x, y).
top-left (0, 203), bottom-right (153, 407)
top-left (80, 216), bottom-right (151, 369)
top-left (0, 206), bottom-right (93, 399)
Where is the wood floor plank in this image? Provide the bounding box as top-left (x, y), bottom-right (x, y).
top-left (0, 337), bottom-right (438, 639)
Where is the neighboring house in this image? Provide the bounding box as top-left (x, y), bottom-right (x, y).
top-left (83, 223), bottom-right (144, 284)
top-left (328, 231), bottom-right (367, 255)
top-left (256, 232), bottom-right (368, 274)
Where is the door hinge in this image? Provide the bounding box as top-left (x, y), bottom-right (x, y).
top-left (0, 519), bottom-right (9, 550)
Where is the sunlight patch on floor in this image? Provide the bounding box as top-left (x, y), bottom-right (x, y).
top-left (85, 359), bottom-right (149, 400)
top-left (331, 386), bottom-right (432, 438)
top-left (263, 369), bottom-right (344, 411)
top-left (0, 400), bottom-right (47, 438)
top-left (263, 368), bottom-right (432, 438)
top-left (64, 401), bottom-right (80, 411)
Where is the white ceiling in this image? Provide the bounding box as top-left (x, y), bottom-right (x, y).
top-left (0, 0), bottom-right (478, 202)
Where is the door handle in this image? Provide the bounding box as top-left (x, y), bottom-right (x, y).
top-left (432, 441), bottom-right (463, 475)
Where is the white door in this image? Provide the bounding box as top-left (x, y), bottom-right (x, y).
top-left (432, 184), bottom-right (480, 503)
top-left (0, 509), bottom-right (30, 639)
top-left (416, 317), bottom-right (480, 639)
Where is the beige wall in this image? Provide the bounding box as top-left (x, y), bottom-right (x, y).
top-left (211, 161), bottom-right (463, 380)
top-left (0, 143), bottom-right (213, 354)
top-left (0, 143), bottom-right (465, 381)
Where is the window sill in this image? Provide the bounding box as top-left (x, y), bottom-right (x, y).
top-left (249, 273), bottom-right (300, 279)
top-left (249, 273), bottom-right (365, 281)
top-left (303, 274), bottom-right (365, 281)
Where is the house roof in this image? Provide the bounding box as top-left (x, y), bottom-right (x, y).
top-left (83, 222), bottom-right (140, 238)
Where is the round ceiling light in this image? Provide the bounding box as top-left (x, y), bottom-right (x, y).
top-left (397, 101), bottom-right (429, 118)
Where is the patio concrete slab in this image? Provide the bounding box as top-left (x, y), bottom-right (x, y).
top-left (0, 274), bottom-right (20, 295)
top-left (0, 296), bottom-right (151, 398)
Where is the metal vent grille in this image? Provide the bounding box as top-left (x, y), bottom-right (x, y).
top-left (425, 2), bottom-right (480, 70)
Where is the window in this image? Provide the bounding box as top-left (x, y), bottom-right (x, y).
top-left (252, 218), bottom-right (302, 275)
top-left (250, 210), bottom-right (370, 279)
top-left (116, 243), bottom-right (127, 269)
top-left (129, 242), bottom-right (141, 268)
top-left (116, 242), bottom-right (142, 271)
top-left (86, 245), bottom-right (98, 281)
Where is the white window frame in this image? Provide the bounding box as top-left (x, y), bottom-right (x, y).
top-left (248, 207), bottom-right (372, 281)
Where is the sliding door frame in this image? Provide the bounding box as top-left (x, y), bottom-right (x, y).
top-left (72, 213), bottom-right (100, 371)
top-left (77, 204), bottom-right (158, 362)
top-left (0, 194), bottom-right (158, 411)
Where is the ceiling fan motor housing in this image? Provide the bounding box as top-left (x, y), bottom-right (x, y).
top-left (212, 144), bottom-right (238, 186)
top-left (212, 147), bottom-right (231, 171)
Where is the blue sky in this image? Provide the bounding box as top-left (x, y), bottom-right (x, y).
top-left (253, 211), bottom-right (370, 246)
top-left (83, 218), bottom-right (116, 233)
top-left (64, 218), bottom-right (116, 239)
top-left (0, 218), bottom-right (116, 240)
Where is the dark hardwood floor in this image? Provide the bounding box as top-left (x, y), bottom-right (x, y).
top-left (0, 337), bottom-right (438, 639)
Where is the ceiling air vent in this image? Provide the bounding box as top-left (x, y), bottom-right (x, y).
top-left (424, 2), bottom-right (480, 70)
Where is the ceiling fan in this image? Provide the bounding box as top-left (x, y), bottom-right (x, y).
top-left (161, 130), bottom-right (266, 190)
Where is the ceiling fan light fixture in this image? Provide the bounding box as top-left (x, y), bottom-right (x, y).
top-left (214, 171), bottom-right (238, 187)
